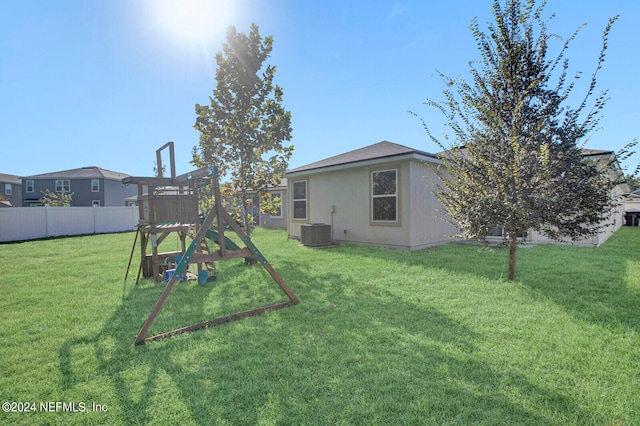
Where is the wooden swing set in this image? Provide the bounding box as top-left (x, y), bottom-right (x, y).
top-left (123, 142), bottom-right (298, 345)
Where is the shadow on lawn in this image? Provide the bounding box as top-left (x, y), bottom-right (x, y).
top-left (58, 259), bottom-right (298, 424)
top-left (57, 245), bottom-right (595, 424)
top-left (518, 228), bottom-right (640, 331)
top-left (346, 227), bottom-right (640, 332)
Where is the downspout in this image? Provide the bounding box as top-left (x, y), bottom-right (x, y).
top-left (330, 205), bottom-right (335, 244)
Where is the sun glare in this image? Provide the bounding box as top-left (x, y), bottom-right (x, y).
top-left (150, 0), bottom-right (234, 46)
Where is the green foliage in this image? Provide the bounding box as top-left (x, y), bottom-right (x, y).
top-left (259, 191), bottom-right (282, 217)
top-left (192, 23), bottom-right (293, 235)
top-left (626, 173), bottom-right (640, 191)
top-left (419, 0), bottom-right (630, 279)
top-left (39, 189), bottom-right (73, 206)
top-left (1, 228), bottom-right (640, 424)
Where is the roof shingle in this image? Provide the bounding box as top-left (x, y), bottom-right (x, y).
top-left (287, 141), bottom-right (436, 174)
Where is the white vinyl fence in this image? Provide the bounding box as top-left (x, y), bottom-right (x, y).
top-left (0, 206), bottom-right (139, 242)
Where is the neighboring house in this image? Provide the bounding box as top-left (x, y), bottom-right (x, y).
top-left (22, 166), bottom-right (138, 207)
top-left (0, 173), bottom-right (22, 207)
top-left (285, 141), bottom-right (459, 250)
top-left (255, 178), bottom-right (288, 229)
top-left (485, 148), bottom-right (628, 247)
top-left (286, 141), bottom-right (628, 250)
top-left (624, 189), bottom-right (640, 226)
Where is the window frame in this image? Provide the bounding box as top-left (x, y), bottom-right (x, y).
top-left (91, 179), bottom-right (100, 193)
top-left (26, 180), bottom-right (34, 193)
top-left (371, 168), bottom-right (398, 224)
top-left (292, 180), bottom-right (308, 221)
top-left (488, 226), bottom-right (528, 240)
top-left (55, 179), bottom-right (70, 193)
top-left (5, 184), bottom-right (12, 196)
top-left (269, 191), bottom-right (283, 219)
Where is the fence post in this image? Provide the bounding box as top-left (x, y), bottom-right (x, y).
top-left (45, 205), bottom-right (50, 238)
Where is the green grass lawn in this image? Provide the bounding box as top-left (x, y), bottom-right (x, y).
top-left (1, 226), bottom-right (639, 425)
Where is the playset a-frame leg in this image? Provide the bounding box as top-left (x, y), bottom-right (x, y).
top-left (133, 167), bottom-right (298, 345)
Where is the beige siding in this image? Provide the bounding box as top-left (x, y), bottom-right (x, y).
top-left (288, 159), bottom-right (455, 250)
top-left (527, 182), bottom-right (627, 247)
top-left (408, 161), bottom-right (459, 250)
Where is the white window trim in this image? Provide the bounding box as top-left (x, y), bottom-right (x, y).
top-left (55, 179), bottom-right (70, 193)
top-left (26, 180), bottom-right (34, 193)
top-left (91, 179), bottom-right (100, 192)
top-left (92, 200), bottom-right (101, 207)
top-left (5, 184), bottom-right (12, 196)
top-left (371, 168), bottom-right (398, 223)
top-left (292, 180), bottom-right (308, 220)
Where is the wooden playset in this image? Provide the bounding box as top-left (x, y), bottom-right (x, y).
top-left (123, 142), bottom-right (298, 345)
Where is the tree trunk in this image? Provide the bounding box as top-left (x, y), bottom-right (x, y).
top-left (242, 197), bottom-right (252, 237)
top-left (508, 234), bottom-right (517, 281)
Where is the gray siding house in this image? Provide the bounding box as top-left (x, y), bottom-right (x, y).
top-left (0, 173), bottom-right (22, 207)
top-left (22, 166), bottom-right (138, 207)
top-left (256, 179), bottom-right (288, 229)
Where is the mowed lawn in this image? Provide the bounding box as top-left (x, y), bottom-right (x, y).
top-left (0, 226), bottom-right (639, 425)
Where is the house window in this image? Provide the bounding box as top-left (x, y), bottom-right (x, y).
top-left (270, 191), bottom-right (283, 218)
top-left (371, 169), bottom-right (397, 222)
top-left (92, 200), bottom-right (101, 207)
top-left (26, 180), bottom-right (34, 193)
top-left (292, 180), bottom-right (307, 220)
top-left (55, 179), bottom-right (70, 193)
top-left (489, 226), bottom-right (527, 239)
top-left (91, 179), bottom-right (100, 192)
top-left (5, 184), bottom-right (11, 196)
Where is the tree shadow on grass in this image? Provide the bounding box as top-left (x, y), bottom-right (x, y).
top-left (57, 248), bottom-right (591, 425)
top-left (344, 227), bottom-right (640, 332)
top-left (517, 228), bottom-right (640, 331)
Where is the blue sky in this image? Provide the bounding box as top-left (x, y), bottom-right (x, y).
top-left (1, 0), bottom-right (638, 178)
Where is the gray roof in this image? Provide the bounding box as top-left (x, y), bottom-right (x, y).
top-left (581, 148), bottom-right (614, 157)
top-left (437, 147), bottom-right (615, 160)
top-left (287, 141), bottom-right (437, 174)
top-left (0, 173), bottom-right (22, 184)
top-left (24, 166), bottom-right (130, 181)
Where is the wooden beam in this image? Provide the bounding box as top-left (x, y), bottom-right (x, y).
top-left (133, 164), bottom-right (299, 345)
top-left (141, 301), bottom-right (295, 344)
top-left (189, 247), bottom-right (253, 263)
top-left (133, 203), bottom-right (218, 345)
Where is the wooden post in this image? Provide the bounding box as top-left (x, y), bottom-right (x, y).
top-left (133, 164), bottom-right (298, 345)
top-left (134, 205), bottom-right (218, 345)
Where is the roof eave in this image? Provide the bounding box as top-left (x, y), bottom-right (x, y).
top-left (286, 152), bottom-right (443, 178)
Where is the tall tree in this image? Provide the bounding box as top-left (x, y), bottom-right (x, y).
top-left (420, 0), bottom-right (632, 280)
top-left (192, 24), bottom-right (293, 235)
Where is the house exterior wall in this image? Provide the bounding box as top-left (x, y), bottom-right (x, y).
top-left (287, 144), bottom-right (625, 251)
top-left (287, 159), bottom-right (454, 250)
top-left (259, 188), bottom-right (288, 229)
top-left (408, 161), bottom-right (459, 250)
top-left (0, 181), bottom-right (22, 207)
top-left (526, 182), bottom-right (627, 247)
top-left (104, 178), bottom-right (137, 206)
top-left (23, 178), bottom-right (51, 205)
top-left (70, 178), bottom-right (102, 206)
top-left (23, 178), bottom-right (137, 206)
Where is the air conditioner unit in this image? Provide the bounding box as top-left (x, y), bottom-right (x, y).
top-left (301, 223), bottom-right (332, 247)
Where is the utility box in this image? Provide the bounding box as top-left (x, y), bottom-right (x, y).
top-left (301, 223), bottom-right (332, 247)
